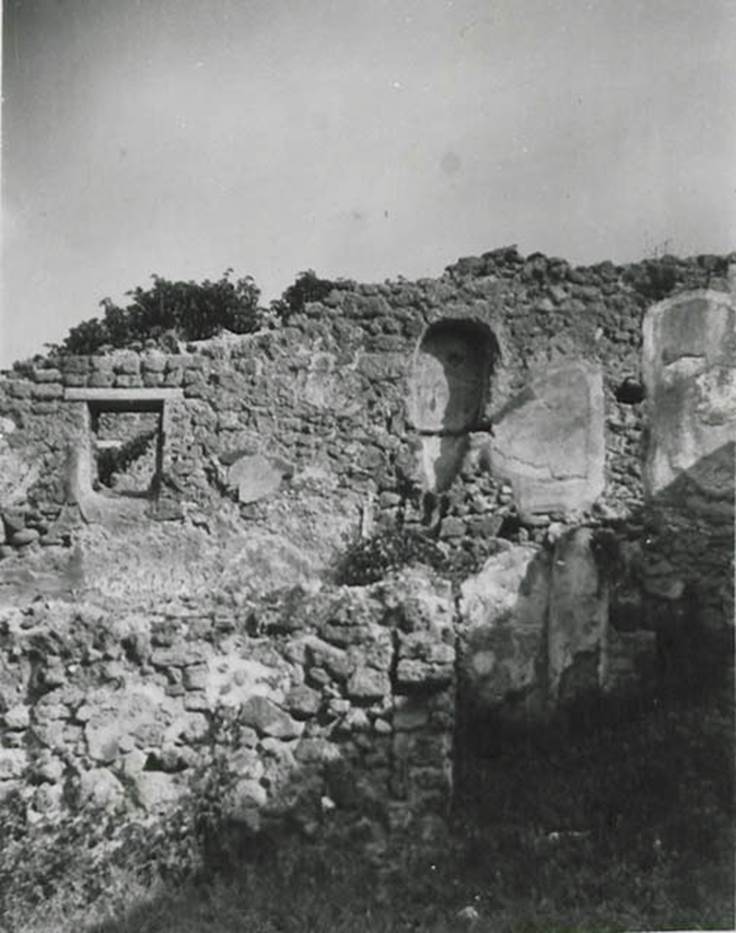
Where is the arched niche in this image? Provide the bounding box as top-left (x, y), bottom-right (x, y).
top-left (410, 320), bottom-right (497, 434)
top-left (409, 320), bottom-right (498, 492)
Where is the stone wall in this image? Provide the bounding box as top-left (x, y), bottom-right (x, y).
top-left (0, 247), bottom-right (733, 855)
top-left (2, 248), bottom-right (732, 576)
top-left (0, 570), bottom-right (455, 852)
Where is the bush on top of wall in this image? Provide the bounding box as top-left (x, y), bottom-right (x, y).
top-left (55, 271), bottom-right (263, 355)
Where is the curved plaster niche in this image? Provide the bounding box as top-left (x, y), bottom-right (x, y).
top-left (410, 320), bottom-right (496, 492)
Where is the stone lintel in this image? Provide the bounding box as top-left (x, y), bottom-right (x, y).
top-left (64, 387), bottom-right (184, 411)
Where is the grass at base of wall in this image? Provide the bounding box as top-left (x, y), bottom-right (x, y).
top-left (2, 686), bottom-right (733, 933)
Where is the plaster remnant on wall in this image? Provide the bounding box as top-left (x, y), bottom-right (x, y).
top-left (486, 361), bottom-right (605, 514)
top-left (547, 527), bottom-right (608, 704)
top-left (642, 290), bottom-right (736, 500)
top-left (458, 544), bottom-right (549, 710)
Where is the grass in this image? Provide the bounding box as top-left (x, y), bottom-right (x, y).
top-left (2, 685), bottom-right (733, 933)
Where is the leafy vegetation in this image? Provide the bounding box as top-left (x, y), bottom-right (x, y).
top-left (335, 527), bottom-right (448, 585)
top-left (57, 271), bottom-right (262, 355)
top-left (270, 269), bottom-right (337, 324)
top-left (50, 267), bottom-right (343, 356)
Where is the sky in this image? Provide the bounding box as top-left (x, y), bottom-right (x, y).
top-left (2, 0), bottom-right (735, 366)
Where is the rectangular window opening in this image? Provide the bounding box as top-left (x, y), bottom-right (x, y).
top-left (90, 406), bottom-right (164, 500)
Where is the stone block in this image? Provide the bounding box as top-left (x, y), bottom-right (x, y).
top-left (61, 356), bottom-right (91, 373)
top-left (79, 767), bottom-right (125, 808)
top-left (141, 352), bottom-right (167, 373)
top-left (32, 368), bottom-right (62, 383)
top-left (162, 369), bottom-right (183, 387)
top-left (31, 383), bottom-right (63, 401)
top-left (0, 748), bottom-right (28, 780)
top-left (10, 528), bottom-right (39, 547)
top-left (347, 667), bottom-right (391, 699)
top-left (112, 351), bottom-right (141, 375)
top-left (439, 516), bottom-right (465, 539)
top-left (285, 684), bottom-right (322, 717)
top-left (115, 374), bottom-right (143, 388)
top-left (90, 356), bottom-right (114, 373)
top-left (62, 372), bottom-right (88, 387)
top-left (228, 453), bottom-right (293, 504)
top-left (88, 371), bottom-right (115, 388)
top-left (8, 380), bottom-right (31, 398)
top-left (240, 696), bottom-right (303, 739)
top-left (3, 704), bottom-right (30, 730)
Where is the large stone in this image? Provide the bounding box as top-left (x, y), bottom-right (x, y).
top-left (228, 453), bottom-right (293, 504)
top-left (346, 667), bottom-right (391, 699)
top-left (240, 696), bottom-right (303, 739)
top-left (284, 684), bottom-right (322, 717)
top-left (204, 655), bottom-right (279, 709)
top-left (132, 771), bottom-right (180, 811)
top-left (79, 767), bottom-right (125, 808)
top-left (3, 704), bottom-right (30, 730)
top-left (458, 545), bottom-right (550, 708)
top-left (487, 361), bottom-right (605, 514)
top-left (0, 748), bottom-right (27, 780)
top-left (84, 686), bottom-right (176, 763)
top-left (642, 290), bottom-right (736, 500)
top-left (10, 528), bottom-right (40, 547)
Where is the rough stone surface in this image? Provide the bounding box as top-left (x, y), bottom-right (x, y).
top-left (229, 453), bottom-right (293, 504)
top-left (1, 249), bottom-right (733, 855)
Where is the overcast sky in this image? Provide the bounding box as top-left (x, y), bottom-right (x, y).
top-left (2, 0), bottom-right (735, 366)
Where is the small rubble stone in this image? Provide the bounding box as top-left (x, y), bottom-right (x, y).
top-left (347, 667), bottom-right (391, 699)
top-left (3, 704), bottom-right (30, 730)
top-left (10, 528), bottom-right (39, 547)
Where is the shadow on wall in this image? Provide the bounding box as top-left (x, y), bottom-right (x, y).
top-left (410, 320), bottom-right (499, 492)
top-left (456, 438), bottom-right (735, 761)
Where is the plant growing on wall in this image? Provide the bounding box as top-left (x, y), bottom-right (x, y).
top-left (58, 270), bottom-right (262, 354)
top-left (270, 269), bottom-right (337, 323)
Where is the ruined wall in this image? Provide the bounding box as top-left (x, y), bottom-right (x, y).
top-left (637, 289), bottom-right (735, 637)
top-left (2, 248), bottom-right (732, 582)
top-left (0, 248), bottom-right (733, 855)
top-left (0, 570), bottom-right (455, 851)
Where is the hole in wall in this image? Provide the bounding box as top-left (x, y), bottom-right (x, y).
top-left (91, 408), bottom-right (162, 499)
top-left (615, 377), bottom-right (645, 405)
